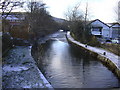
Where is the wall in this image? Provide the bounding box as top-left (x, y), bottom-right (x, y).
top-left (91, 20), bottom-right (110, 38)
top-left (66, 34), bottom-right (120, 80)
top-left (111, 24), bottom-right (120, 38)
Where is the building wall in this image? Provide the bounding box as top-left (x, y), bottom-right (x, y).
top-left (111, 24), bottom-right (120, 38)
top-left (102, 29), bottom-right (110, 38)
top-left (91, 20), bottom-right (110, 38)
top-left (112, 28), bottom-right (120, 38)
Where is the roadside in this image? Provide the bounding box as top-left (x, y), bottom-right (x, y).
top-left (2, 46), bottom-right (53, 88)
top-left (66, 32), bottom-right (120, 79)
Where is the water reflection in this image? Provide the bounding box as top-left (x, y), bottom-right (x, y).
top-left (32, 40), bottom-right (120, 88)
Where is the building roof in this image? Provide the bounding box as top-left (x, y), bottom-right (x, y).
top-left (1, 12), bottom-right (25, 20)
top-left (111, 23), bottom-right (120, 27)
top-left (88, 19), bottom-right (110, 27)
top-left (3, 15), bottom-right (24, 21)
top-left (107, 22), bottom-right (120, 26)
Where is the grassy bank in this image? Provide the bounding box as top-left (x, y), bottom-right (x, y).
top-left (101, 43), bottom-right (120, 56)
top-left (70, 32), bottom-right (120, 56)
top-left (70, 32), bottom-right (101, 47)
top-left (66, 32), bottom-right (120, 80)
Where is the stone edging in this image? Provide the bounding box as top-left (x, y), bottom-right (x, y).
top-left (29, 46), bottom-right (54, 88)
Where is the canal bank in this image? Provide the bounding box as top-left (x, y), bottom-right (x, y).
top-left (66, 32), bottom-right (120, 80)
top-left (2, 46), bottom-right (53, 88)
top-left (32, 31), bottom-right (120, 88)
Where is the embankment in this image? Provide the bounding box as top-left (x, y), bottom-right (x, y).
top-left (2, 46), bottom-right (53, 88)
top-left (66, 32), bottom-right (120, 80)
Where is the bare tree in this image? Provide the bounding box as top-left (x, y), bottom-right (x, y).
top-left (25, 1), bottom-right (58, 43)
top-left (84, 3), bottom-right (88, 31)
top-left (65, 3), bottom-right (84, 22)
top-left (65, 2), bottom-right (90, 27)
top-left (114, 1), bottom-right (120, 22)
top-left (65, 3), bottom-right (100, 46)
top-left (65, 3), bottom-right (86, 43)
top-left (0, 0), bottom-right (24, 19)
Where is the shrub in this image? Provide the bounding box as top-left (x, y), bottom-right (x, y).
top-left (87, 36), bottom-right (101, 47)
top-left (71, 28), bottom-right (101, 47)
top-left (2, 33), bottom-right (13, 55)
top-left (10, 25), bottom-right (30, 40)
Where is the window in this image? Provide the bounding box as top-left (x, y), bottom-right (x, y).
top-left (112, 27), bottom-right (120, 31)
top-left (92, 27), bottom-right (102, 32)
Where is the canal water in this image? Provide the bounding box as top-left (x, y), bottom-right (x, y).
top-left (32, 32), bottom-right (120, 88)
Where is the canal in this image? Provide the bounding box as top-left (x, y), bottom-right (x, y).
top-left (32, 31), bottom-right (120, 88)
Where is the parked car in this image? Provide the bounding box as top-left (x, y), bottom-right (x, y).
top-left (111, 39), bottom-right (119, 44)
top-left (59, 29), bottom-right (64, 32)
top-left (105, 39), bottom-right (112, 43)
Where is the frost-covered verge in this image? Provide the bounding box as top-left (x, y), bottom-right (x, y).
top-left (66, 32), bottom-right (120, 79)
top-left (2, 46), bottom-right (53, 89)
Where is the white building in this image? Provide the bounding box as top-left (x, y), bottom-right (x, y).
top-left (5, 15), bottom-right (24, 25)
top-left (1, 13), bottom-right (25, 26)
top-left (89, 19), bottom-right (111, 38)
top-left (110, 23), bottom-right (120, 38)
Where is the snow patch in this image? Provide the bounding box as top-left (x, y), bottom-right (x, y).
top-left (3, 66), bottom-right (29, 72)
top-left (37, 67), bottom-right (53, 88)
top-left (23, 85), bottom-right (31, 88)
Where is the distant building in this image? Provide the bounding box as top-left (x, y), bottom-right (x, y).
top-left (1, 12), bottom-right (25, 26)
top-left (110, 23), bottom-right (120, 38)
top-left (89, 19), bottom-right (110, 38)
top-left (3, 14), bottom-right (24, 26)
top-left (89, 19), bottom-right (120, 39)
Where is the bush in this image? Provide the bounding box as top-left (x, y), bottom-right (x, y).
top-left (2, 33), bottom-right (13, 55)
top-left (87, 36), bottom-right (101, 47)
top-left (10, 25), bottom-right (30, 40)
top-left (71, 28), bottom-right (101, 47)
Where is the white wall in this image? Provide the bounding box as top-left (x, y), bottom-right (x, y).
top-left (102, 29), bottom-right (110, 38)
top-left (111, 24), bottom-right (120, 38)
top-left (91, 20), bottom-right (110, 38)
top-left (91, 31), bottom-right (101, 35)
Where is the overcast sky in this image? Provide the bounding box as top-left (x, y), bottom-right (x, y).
top-left (42, 0), bottom-right (119, 23)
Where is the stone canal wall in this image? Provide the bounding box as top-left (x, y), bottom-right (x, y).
top-left (66, 32), bottom-right (120, 80)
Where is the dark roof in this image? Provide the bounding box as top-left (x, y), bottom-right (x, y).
top-left (110, 23), bottom-right (120, 27)
top-left (88, 19), bottom-right (110, 27)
